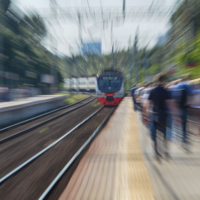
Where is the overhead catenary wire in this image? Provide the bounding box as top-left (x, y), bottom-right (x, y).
top-left (34, 2), bottom-right (178, 79)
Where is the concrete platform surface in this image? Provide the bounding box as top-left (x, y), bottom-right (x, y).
top-left (138, 112), bottom-right (200, 200)
top-left (59, 98), bottom-right (155, 200)
top-left (0, 95), bottom-right (65, 111)
top-left (0, 95), bottom-right (66, 127)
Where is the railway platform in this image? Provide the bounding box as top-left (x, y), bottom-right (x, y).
top-left (139, 114), bottom-right (200, 200)
top-left (0, 95), bottom-right (66, 127)
top-left (59, 97), bottom-right (155, 200)
top-left (59, 97), bottom-right (200, 200)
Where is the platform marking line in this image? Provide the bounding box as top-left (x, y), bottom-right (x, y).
top-left (39, 127), bottom-right (49, 134)
top-left (116, 98), bottom-right (155, 200)
top-left (58, 98), bottom-right (155, 200)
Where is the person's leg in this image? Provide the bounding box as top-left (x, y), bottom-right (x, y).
top-left (152, 122), bottom-right (159, 156)
top-left (180, 108), bottom-right (191, 152)
top-left (133, 102), bottom-right (137, 111)
top-left (166, 113), bottom-right (172, 140)
top-left (181, 109), bottom-right (187, 143)
top-left (163, 124), bottom-right (170, 158)
top-left (134, 102), bottom-right (137, 111)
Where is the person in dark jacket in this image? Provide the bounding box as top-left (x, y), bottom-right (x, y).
top-left (176, 75), bottom-right (192, 149)
top-left (146, 75), bottom-right (179, 161)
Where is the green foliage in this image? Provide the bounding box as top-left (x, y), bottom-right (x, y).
top-left (64, 94), bottom-right (88, 105)
top-left (149, 64), bottom-right (160, 74)
top-left (170, 0), bottom-right (187, 24)
top-left (91, 102), bottom-right (100, 107)
top-left (0, 2), bottom-right (63, 89)
top-left (59, 82), bottom-right (65, 90)
top-left (170, 0), bottom-right (200, 35)
top-left (168, 30), bottom-right (200, 79)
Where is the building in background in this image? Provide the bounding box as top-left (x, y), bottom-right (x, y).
top-left (81, 42), bottom-right (102, 56)
top-left (156, 31), bottom-right (169, 46)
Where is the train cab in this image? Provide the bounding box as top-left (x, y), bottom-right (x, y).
top-left (96, 71), bottom-right (124, 105)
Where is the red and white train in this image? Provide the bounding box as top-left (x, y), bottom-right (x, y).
top-left (96, 70), bottom-right (125, 105)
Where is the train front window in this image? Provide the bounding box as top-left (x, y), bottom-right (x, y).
top-left (99, 80), bottom-right (109, 88)
top-left (110, 80), bottom-right (121, 88)
top-left (98, 75), bottom-right (122, 91)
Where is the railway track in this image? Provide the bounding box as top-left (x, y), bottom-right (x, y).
top-left (0, 98), bottom-right (101, 178)
top-left (0, 96), bottom-right (92, 133)
top-left (0, 106), bottom-right (115, 200)
top-left (0, 96), bottom-right (95, 144)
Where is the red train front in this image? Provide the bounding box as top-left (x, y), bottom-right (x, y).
top-left (96, 70), bottom-right (125, 105)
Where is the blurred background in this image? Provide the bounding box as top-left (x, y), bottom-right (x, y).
top-left (0, 0), bottom-right (199, 101)
top-left (1, 1), bottom-right (200, 199)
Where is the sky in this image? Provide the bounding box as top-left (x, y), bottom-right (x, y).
top-left (15, 0), bottom-right (178, 56)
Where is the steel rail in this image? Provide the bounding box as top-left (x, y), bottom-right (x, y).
top-left (0, 96), bottom-right (91, 134)
top-left (0, 106), bottom-right (104, 184)
top-left (0, 97), bottom-right (96, 144)
top-left (38, 107), bottom-right (115, 200)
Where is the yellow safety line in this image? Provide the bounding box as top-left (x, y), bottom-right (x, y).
top-left (58, 98), bottom-right (155, 200)
top-left (116, 98), bottom-right (155, 200)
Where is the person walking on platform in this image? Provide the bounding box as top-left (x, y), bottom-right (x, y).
top-left (176, 75), bottom-right (192, 149)
top-left (146, 75), bottom-right (176, 161)
top-left (134, 84), bottom-right (144, 112)
top-left (165, 80), bottom-right (180, 141)
top-left (130, 84), bottom-right (138, 111)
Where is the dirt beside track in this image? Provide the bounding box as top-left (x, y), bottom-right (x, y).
top-left (0, 107), bottom-right (114, 200)
top-left (0, 99), bottom-right (100, 178)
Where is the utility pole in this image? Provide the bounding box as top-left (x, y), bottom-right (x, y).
top-left (112, 45), bottom-right (115, 70)
top-left (142, 47), bottom-right (149, 82)
top-left (145, 50), bottom-right (149, 81)
top-left (50, 0), bottom-right (58, 93)
top-left (123, 0), bottom-right (126, 21)
top-left (186, 0), bottom-right (195, 51)
top-left (83, 55), bottom-right (87, 77)
top-left (83, 55), bottom-right (88, 90)
top-left (134, 29), bottom-right (139, 84)
top-left (128, 37), bottom-right (132, 88)
top-left (48, 31), bottom-right (54, 94)
top-left (0, 33), bottom-right (3, 86)
top-left (78, 12), bottom-right (87, 80)
top-left (66, 58), bottom-right (72, 92)
top-left (77, 12), bottom-right (83, 92)
top-left (78, 12), bottom-right (82, 46)
top-left (111, 20), bottom-right (115, 70)
top-left (74, 57), bottom-right (79, 93)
